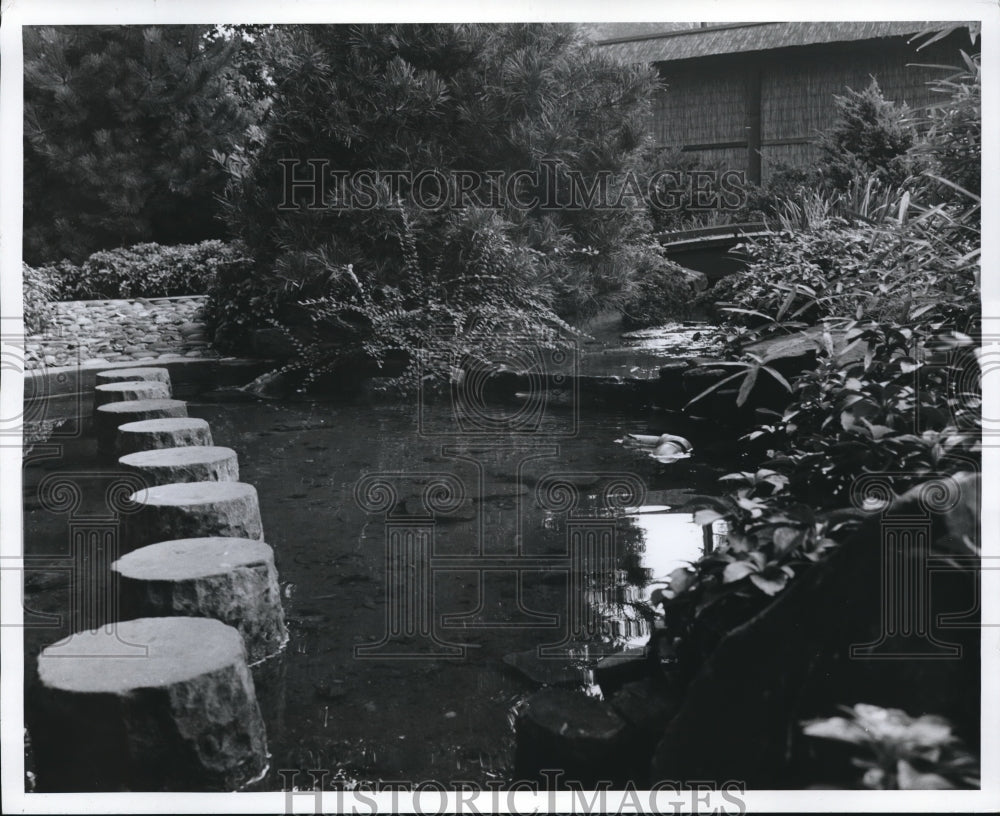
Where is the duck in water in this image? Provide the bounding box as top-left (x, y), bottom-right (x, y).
top-left (618, 432), bottom-right (693, 464)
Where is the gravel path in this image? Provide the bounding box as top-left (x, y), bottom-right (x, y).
top-left (25, 296), bottom-right (220, 370)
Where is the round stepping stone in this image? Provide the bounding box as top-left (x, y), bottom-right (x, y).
top-left (123, 482), bottom-right (263, 552)
top-left (27, 616), bottom-right (268, 792)
top-left (116, 417), bottom-right (214, 458)
top-left (118, 446), bottom-right (239, 486)
top-left (94, 399), bottom-right (188, 462)
top-left (113, 537), bottom-right (287, 664)
top-left (96, 367), bottom-right (172, 395)
top-left (94, 380), bottom-right (171, 409)
top-left (514, 687), bottom-right (631, 788)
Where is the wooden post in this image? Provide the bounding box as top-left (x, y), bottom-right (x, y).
top-left (746, 63), bottom-right (762, 186)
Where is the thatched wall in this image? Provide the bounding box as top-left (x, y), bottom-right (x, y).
top-left (646, 30), bottom-right (977, 184)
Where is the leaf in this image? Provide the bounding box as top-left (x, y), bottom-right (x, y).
top-left (749, 569), bottom-right (788, 596)
top-left (694, 508), bottom-right (724, 526)
top-left (683, 369), bottom-right (749, 409)
top-left (896, 759), bottom-right (955, 790)
top-left (722, 560), bottom-right (757, 583)
top-left (667, 567), bottom-right (694, 595)
top-left (736, 366), bottom-right (759, 407)
top-left (726, 531), bottom-right (752, 553)
top-left (802, 716), bottom-right (868, 744)
top-left (840, 410), bottom-right (857, 431)
top-left (761, 364), bottom-right (792, 392)
top-left (772, 526), bottom-right (801, 555)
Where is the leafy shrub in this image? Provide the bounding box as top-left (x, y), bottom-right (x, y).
top-left (818, 78), bottom-right (921, 192)
top-left (22, 262), bottom-right (57, 333)
top-left (212, 24), bottom-right (675, 383)
top-left (213, 205), bottom-right (576, 390)
top-left (619, 253), bottom-right (701, 329)
top-left (633, 145), bottom-right (762, 233)
top-left (23, 26), bottom-right (250, 264)
top-left (50, 240), bottom-right (248, 301)
top-left (914, 51), bottom-right (981, 200)
top-left (802, 704), bottom-right (979, 789)
top-left (655, 57), bottom-right (981, 671)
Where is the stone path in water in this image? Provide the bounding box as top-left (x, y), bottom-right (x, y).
top-left (25, 296), bottom-right (218, 370)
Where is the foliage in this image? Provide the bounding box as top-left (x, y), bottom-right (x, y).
top-left (802, 703), bottom-right (980, 789)
top-left (212, 23), bottom-right (674, 382)
top-left (817, 78), bottom-right (920, 192)
top-left (215, 206), bottom-right (577, 391)
top-left (618, 252), bottom-right (701, 329)
top-left (654, 58), bottom-right (981, 661)
top-left (39, 240), bottom-right (247, 301)
top-left (633, 145), bottom-right (762, 233)
top-left (22, 262), bottom-right (57, 333)
top-left (23, 25), bottom-right (251, 264)
top-left (913, 51), bottom-right (981, 200)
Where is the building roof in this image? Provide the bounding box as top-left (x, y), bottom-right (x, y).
top-left (578, 22), bottom-right (702, 41)
top-left (593, 21), bottom-right (975, 63)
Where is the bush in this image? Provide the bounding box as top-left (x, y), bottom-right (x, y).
top-left (656, 57), bottom-right (981, 677)
top-left (50, 240), bottom-right (247, 301)
top-left (818, 78), bottom-right (921, 192)
top-left (705, 190), bottom-right (977, 333)
top-left (212, 24), bottom-right (675, 385)
top-left (619, 254), bottom-right (701, 329)
top-left (22, 262), bottom-right (57, 333)
top-left (915, 51), bottom-right (980, 200)
top-left (23, 26), bottom-right (250, 264)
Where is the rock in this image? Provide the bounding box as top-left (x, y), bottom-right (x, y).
top-left (609, 677), bottom-right (682, 741)
top-left (676, 265), bottom-right (709, 292)
top-left (124, 481), bottom-right (264, 552)
top-left (94, 399), bottom-right (188, 462)
top-left (118, 446), bottom-right (239, 486)
top-left (502, 648), bottom-right (585, 686)
top-left (515, 688), bottom-right (631, 788)
top-left (113, 537), bottom-right (287, 664)
top-left (116, 417), bottom-right (214, 457)
top-left (94, 381), bottom-right (171, 409)
top-left (27, 616), bottom-right (268, 791)
top-left (594, 646), bottom-right (649, 698)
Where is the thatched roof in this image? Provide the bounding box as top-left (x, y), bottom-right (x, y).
top-left (594, 21), bottom-right (976, 63)
top-left (578, 22), bottom-right (702, 41)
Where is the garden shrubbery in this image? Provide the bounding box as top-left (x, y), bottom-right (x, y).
top-left (655, 52), bottom-right (981, 713)
top-left (209, 23), bottom-right (694, 383)
top-left (31, 240), bottom-right (247, 302)
top-left (22, 262), bottom-right (57, 334)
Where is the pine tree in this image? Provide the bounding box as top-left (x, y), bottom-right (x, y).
top-left (24, 25), bottom-right (251, 264)
top-left (221, 23), bottom-right (661, 317)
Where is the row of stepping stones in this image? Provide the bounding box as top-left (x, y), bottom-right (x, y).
top-left (29, 367), bottom-right (287, 792)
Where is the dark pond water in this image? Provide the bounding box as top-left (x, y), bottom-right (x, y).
top-left (22, 392), bottom-right (745, 788)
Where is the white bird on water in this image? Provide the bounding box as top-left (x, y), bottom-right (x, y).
top-left (618, 432), bottom-right (693, 464)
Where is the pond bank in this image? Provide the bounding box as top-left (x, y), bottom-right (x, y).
top-left (25, 296), bottom-right (217, 370)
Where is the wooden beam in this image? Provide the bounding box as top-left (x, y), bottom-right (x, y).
top-left (746, 63), bottom-right (762, 185)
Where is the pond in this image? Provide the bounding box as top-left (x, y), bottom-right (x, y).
top-left (22, 389), bottom-right (745, 789)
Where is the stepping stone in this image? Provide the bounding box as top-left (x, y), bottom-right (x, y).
top-left (113, 537), bottom-right (287, 664)
top-left (94, 380), bottom-right (171, 409)
top-left (27, 616), bottom-right (268, 792)
top-left (116, 417), bottom-right (214, 458)
top-left (118, 446), bottom-right (239, 486)
top-left (123, 481), bottom-right (263, 552)
top-left (96, 366), bottom-right (172, 395)
top-left (514, 687), bottom-right (631, 788)
top-left (94, 399), bottom-right (188, 462)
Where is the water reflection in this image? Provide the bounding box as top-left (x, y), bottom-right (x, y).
top-left (623, 506), bottom-right (727, 597)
